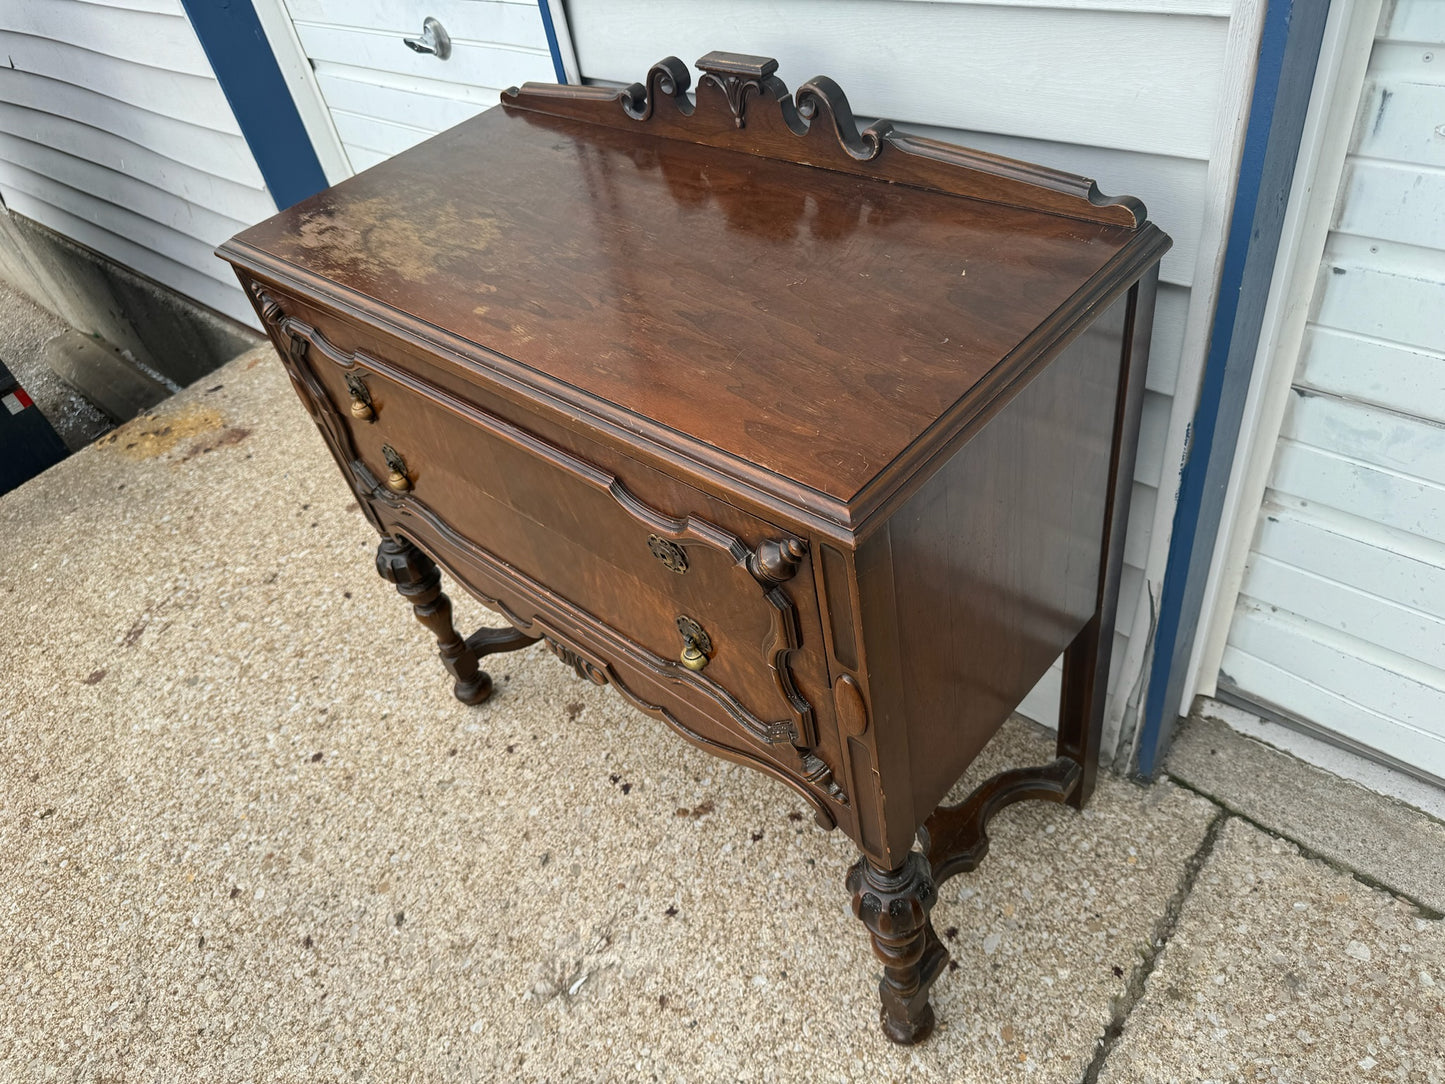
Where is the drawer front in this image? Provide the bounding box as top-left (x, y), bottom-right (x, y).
top-left (252, 286), bottom-right (837, 763)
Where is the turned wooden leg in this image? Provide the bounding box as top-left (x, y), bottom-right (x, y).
top-left (375, 535), bottom-right (495, 705)
top-left (847, 851), bottom-right (948, 1044)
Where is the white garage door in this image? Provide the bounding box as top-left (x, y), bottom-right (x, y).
top-left (264, 0), bottom-right (573, 176)
top-left (1219, 3), bottom-right (1445, 782)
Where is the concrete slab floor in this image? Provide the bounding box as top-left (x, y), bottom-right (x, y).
top-left (1168, 713), bottom-right (1445, 917)
top-left (1100, 819), bottom-right (1444, 1083)
top-left (0, 344), bottom-right (1439, 1081)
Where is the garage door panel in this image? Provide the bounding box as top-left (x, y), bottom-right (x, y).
top-left (1220, 643), bottom-right (1445, 784)
top-left (275, 0), bottom-right (559, 180)
top-left (1254, 501), bottom-right (1445, 616)
top-left (1269, 442), bottom-right (1445, 544)
top-left (344, 144), bottom-right (389, 172)
top-left (1297, 327), bottom-right (1445, 424)
top-left (315, 67), bottom-right (498, 134)
top-left (1226, 605), bottom-right (1445, 740)
top-left (1314, 249), bottom-right (1445, 353)
top-left (294, 22), bottom-right (550, 93)
top-left (1225, 9), bottom-right (1445, 784)
top-left (329, 110), bottom-right (435, 157)
top-left (1352, 77), bottom-right (1445, 169)
top-left (1335, 157), bottom-right (1445, 252)
top-left (286, 0), bottom-right (547, 52)
top-left (1281, 390), bottom-right (1445, 486)
top-left (1240, 552), bottom-right (1445, 671)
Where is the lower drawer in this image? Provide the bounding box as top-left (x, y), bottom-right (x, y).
top-left (376, 496), bottom-right (847, 827)
top-left (248, 282), bottom-right (851, 823)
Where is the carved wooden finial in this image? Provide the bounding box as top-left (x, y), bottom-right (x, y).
top-left (695, 51), bottom-right (778, 129)
top-left (500, 53), bottom-right (1146, 228)
top-left (748, 537), bottom-right (808, 588)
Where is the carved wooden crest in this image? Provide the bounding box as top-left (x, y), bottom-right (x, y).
top-left (501, 51), bottom-right (1145, 228)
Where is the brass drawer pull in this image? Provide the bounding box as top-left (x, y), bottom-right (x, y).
top-left (676, 615), bottom-right (712, 671)
top-left (382, 444), bottom-right (411, 492)
top-left (346, 372), bottom-right (375, 421)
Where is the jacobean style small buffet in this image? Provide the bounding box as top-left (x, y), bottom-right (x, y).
top-left (219, 52), bottom-right (1169, 1044)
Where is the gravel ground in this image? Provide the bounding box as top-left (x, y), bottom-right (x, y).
top-left (0, 280), bottom-right (112, 451)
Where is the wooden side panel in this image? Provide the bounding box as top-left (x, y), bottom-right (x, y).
top-left (856, 295), bottom-right (1130, 840)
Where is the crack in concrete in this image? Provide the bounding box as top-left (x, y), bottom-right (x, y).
top-left (1164, 774), bottom-right (1444, 920)
top-left (1078, 808), bottom-right (1230, 1084)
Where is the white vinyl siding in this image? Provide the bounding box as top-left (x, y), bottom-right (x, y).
top-left (564, 0), bottom-right (1251, 755)
top-left (1219, 1), bottom-right (1445, 783)
top-left (275, 0), bottom-right (559, 176)
top-left (0, 0), bottom-right (275, 327)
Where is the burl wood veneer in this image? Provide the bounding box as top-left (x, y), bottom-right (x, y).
top-left (218, 51), bottom-right (1169, 1044)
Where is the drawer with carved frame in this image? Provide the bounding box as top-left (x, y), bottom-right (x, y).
top-left (220, 50), bottom-right (1169, 1044)
top-left (245, 281), bottom-right (852, 828)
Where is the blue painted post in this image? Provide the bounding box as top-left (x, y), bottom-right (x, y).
top-left (536, 1), bottom-right (570, 84)
top-left (180, 0), bottom-right (330, 211)
top-left (1134, 0), bottom-right (1332, 778)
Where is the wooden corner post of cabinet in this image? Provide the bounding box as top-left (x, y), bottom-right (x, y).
top-left (1058, 266), bottom-right (1158, 807)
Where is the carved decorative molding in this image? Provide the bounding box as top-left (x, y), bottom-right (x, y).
top-left (696, 52), bottom-right (778, 131)
top-left (546, 637), bottom-right (609, 684)
top-left (501, 52), bottom-right (1145, 229)
top-left (379, 526), bottom-right (844, 829)
top-left (254, 288), bottom-right (385, 537)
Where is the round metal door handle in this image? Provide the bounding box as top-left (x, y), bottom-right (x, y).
top-left (403, 17), bottom-right (451, 60)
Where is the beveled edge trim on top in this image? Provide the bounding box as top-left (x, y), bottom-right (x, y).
top-left (845, 222), bottom-right (1173, 537)
top-left (218, 225), bottom-right (1169, 547)
top-left (218, 237), bottom-right (856, 544)
top-left (501, 52), bottom-right (1145, 229)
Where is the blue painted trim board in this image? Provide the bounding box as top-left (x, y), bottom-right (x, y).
top-left (537, 1), bottom-right (569, 83)
top-left (180, 0), bottom-right (329, 211)
top-left (1135, 0), bottom-right (1333, 778)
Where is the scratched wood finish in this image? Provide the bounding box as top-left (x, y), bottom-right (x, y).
top-left (219, 51), bottom-right (1169, 1044)
top-left (224, 55), bottom-right (1167, 536)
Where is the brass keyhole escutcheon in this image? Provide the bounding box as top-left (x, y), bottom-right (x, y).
top-left (676, 615), bottom-right (712, 672)
top-left (346, 371), bottom-right (374, 421)
top-left (648, 534), bottom-right (688, 574)
top-left (381, 444), bottom-right (411, 492)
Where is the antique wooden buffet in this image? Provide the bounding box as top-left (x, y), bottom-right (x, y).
top-left (219, 52), bottom-right (1169, 1044)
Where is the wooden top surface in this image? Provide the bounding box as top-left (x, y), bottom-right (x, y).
top-left (223, 54), bottom-right (1167, 533)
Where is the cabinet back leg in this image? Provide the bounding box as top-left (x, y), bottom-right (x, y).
top-left (1058, 612), bottom-right (1106, 808)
